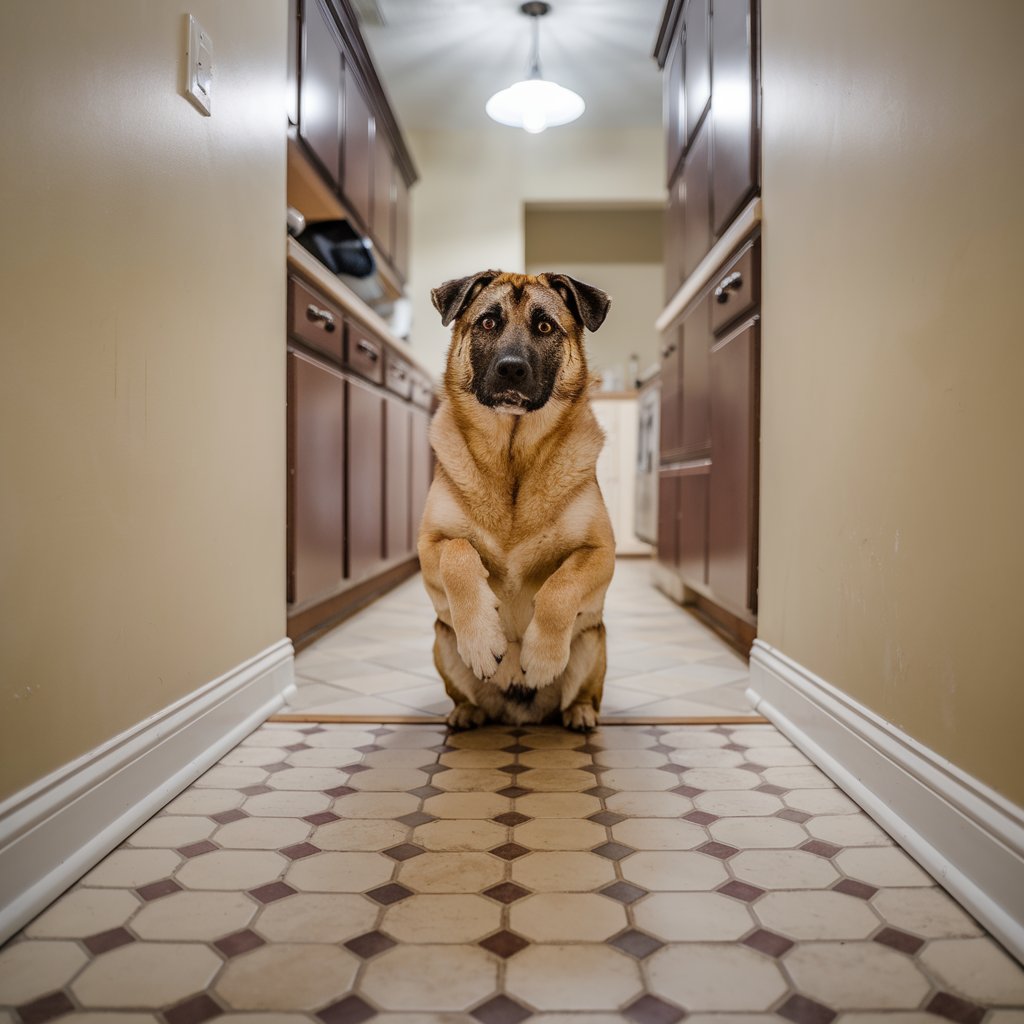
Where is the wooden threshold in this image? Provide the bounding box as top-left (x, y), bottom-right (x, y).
top-left (268, 713), bottom-right (769, 726)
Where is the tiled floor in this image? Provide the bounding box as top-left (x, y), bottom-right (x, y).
top-left (288, 559), bottom-right (756, 721)
top-left (2, 721), bottom-right (1023, 1022)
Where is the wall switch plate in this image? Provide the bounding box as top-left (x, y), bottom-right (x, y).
top-left (185, 14), bottom-right (213, 115)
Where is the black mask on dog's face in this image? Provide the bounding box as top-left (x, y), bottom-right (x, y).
top-left (431, 271), bottom-right (610, 414)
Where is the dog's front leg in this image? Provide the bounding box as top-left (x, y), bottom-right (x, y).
top-left (431, 538), bottom-right (507, 680)
top-left (521, 544), bottom-right (615, 688)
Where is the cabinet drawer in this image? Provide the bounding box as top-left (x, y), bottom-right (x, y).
top-left (344, 319), bottom-right (384, 384)
top-left (411, 373), bottom-right (434, 410)
top-left (385, 351), bottom-right (413, 399)
top-left (289, 278), bottom-right (343, 360)
top-left (711, 241), bottom-right (759, 335)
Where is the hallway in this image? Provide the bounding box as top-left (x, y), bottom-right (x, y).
top-left (2, 564), bottom-right (1022, 1021)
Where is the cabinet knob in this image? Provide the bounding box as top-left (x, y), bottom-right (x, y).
top-left (714, 272), bottom-right (743, 303)
top-left (661, 343), bottom-right (677, 358)
top-left (357, 339), bottom-right (379, 361)
top-left (306, 304), bottom-right (336, 331)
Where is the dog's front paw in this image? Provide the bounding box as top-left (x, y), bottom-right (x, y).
top-left (563, 702), bottom-right (598, 732)
top-left (448, 702), bottom-right (489, 730)
top-left (521, 621), bottom-right (572, 688)
top-left (455, 608), bottom-right (508, 680)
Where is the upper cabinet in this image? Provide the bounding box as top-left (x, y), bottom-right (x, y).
top-left (292, 0), bottom-right (417, 288)
top-left (656, 0), bottom-right (758, 296)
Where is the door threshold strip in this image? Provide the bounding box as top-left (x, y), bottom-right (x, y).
top-left (268, 713), bottom-right (769, 726)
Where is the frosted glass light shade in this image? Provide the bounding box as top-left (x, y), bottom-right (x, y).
top-left (485, 77), bottom-right (585, 133)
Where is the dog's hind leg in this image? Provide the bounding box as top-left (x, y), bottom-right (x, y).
top-left (434, 620), bottom-right (489, 730)
top-left (557, 624), bottom-right (606, 732)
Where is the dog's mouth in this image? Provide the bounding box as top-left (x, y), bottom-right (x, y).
top-left (486, 390), bottom-right (531, 414)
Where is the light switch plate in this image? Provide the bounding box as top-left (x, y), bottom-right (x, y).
top-left (185, 14), bottom-right (212, 115)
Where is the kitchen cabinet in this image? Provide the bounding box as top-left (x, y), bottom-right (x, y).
top-left (385, 396), bottom-right (412, 560)
top-left (298, 0), bottom-right (341, 183)
top-left (684, 0), bottom-right (711, 147)
top-left (346, 376), bottom-right (384, 581)
top-left (342, 64), bottom-right (374, 233)
top-left (372, 130), bottom-right (394, 256)
top-left (658, 325), bottom-right (682, 462)
top-left (410, 407), bottom-right (432, 544)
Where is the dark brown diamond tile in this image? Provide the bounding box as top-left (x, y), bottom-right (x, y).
top-left (742, 927), bottom-right (794, 958)
top-left (502, 743), bottom-right (529, 754)
top-left (324, 784), bottom-right (356, 798)
top-left (177, 839), bottom-right (218, 858)
top-left (593, 841), bottom-right (634, 861)
top-left (83, 926), bottom-right (135, 955)
top-left (483, 882), bottom-right (530, 904)
top-left (209, 808), bottom-right (248, 825)
top-left (833, 878), bottom-right (878, 900)
top-left (498, 763), bottom-right (526, 775)
top-left (370, 726), bottom-right (393, 735)
top-left (411, 784), bottom-right (443, 798)
top-left (16, 991), bottom-right (75, 1024)
top-left (248, 881), bottom-right (297, 904)
top-left (737, 761), bottom-right (762, 772)
top-left (344, 763), bottom-right (372, 774)
top-left (672, 784), bottom-right (703, 797)
top-left (214, 929), bottom-right (265, 958)
top-left (582, 764), bottom-right (605, 775)
top-left (683, 810), bottom-right (718, 826)
top-left (600, 881), bottom-right (647, 904)
top-left (777, 808), bottom-right (811, 824)
top-left (318, 994), bottom-right (377, 1024)
top-left (610, 929), bottom-right (664, 959)
top-left (136, 878), bottom-right (182, 901)
top-left (422, 763), bottom-right (450, 776)
top-left (498, 785), bottom-right (529, 798)
top-left (397, 810), bottom-right (437, 827)
top-left (284, 742), bottom-right (312, 752)
top-left (302, 725), bottom-right (326, 734)
top-left (478, 929), bottom-right (530, 958)
top-left (756, 783), bottom-right (788, 795)
top-left (589, 810), bottom-right (627, 826)
top-left (586, 785), bottom-right (615, 798)
top-left (471, 994), bottom-right (532, 1024)
top-left (356, 744), bottom-right (381, 753)
top-left (623, 993), bottom-right (685, 1024)
top-left (262, 761), bottom-right (292, 773)
top-left (366, 883), bottom-right (413, 905)
top-left (239, 784), bottom-right (272, 796)
top-left (650, 743), bottom-right (674, 754)
top-left (490, 842), bottom-right (530, 861)
top-left (493, 811), bottom-right (530, 827)
top-left (926, 991), bottom-right (987, 1024)
top-left (281, 841), bottom-right (320, 861)
top-left (873, 926), bottom-right (925, 955)
top-left (698, 840), bottom-right (739, 860)
top-left (344, 930), bottom-right (397, 958)
top-left (164, 993), bottom-right (222, 1024)
top-left (717, 880), bottom-right (765, 902)
top-left (778, 994), bottom-right (837, 1024)
top-left (383, 843), bottom-right (425, 861)
top-left (724, 743), bottom-right (747, 752)
top-left (430, 743), bottom-right (455, 754)
top-left (802, 839), bottom-right (842, 859)
top-left (304, 810), bottom-right (341, 826)
top-left (657, 763), bottom-right (687, 775)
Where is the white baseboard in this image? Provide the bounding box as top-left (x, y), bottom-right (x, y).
top-left (748, 640), bottom-right (1024, 963)
top-left (0, 638), bottom-right (295, 944)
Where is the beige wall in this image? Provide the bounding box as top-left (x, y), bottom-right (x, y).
top-left (0, 2), bottom-right (288, 800)
top-left (759, 0), bottom-right (1024, 804)
top-left (407, 126), bottom-right (665, 376)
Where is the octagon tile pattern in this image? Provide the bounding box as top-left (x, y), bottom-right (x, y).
top-left (1, 721), bottom-right (1021, 1020)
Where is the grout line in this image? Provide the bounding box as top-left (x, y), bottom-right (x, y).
top-left (267, 714), bottom-right (770, 726)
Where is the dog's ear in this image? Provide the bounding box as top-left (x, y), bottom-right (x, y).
top-left (431, 271), bottom-right (500, 327)
top-left (543, 274), bottom-right (611, 333)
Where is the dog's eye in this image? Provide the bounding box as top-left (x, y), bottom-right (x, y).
top-left (537, 320), bottom-right (553, 334)
top-left (481, 317), bottom-right (496, 331)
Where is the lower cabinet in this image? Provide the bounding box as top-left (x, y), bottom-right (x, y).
top-left (347, 377), bottom-right (385, 580)
top-left (385, 397), bottom-right (412, 560)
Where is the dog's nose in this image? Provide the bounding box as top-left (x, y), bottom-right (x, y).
top-left (495, 355), bottom-right (531, 386)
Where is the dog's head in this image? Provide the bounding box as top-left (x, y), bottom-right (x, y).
top-left (431, 270), bottom-right (610, 414)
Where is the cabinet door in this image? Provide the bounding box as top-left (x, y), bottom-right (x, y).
top-left (657, 472), bottom-right (679, 570)
top-left (342, 65), bottom-right (374, 231)
top-left (393, 169), bottom-right (410, 282)
top-left (288, 350), bottom-right (345, 605)
top-left (372, 131), bottom-right (394, 258)
top-left (711, 0), bottom-right (757, 235)
top-left (385, 397), bottom-right (412, 560)
top-left (680, 294), bottom-right (711, 455)
top-left (663, 21), bottom-right (685, 182)
top-left (682, 120), bottom-right (711, 279)
top-left (664, 172), bottom-right (685, 300)
top-left (298, 0), bottom-right (341, 184)
top-left (684, 0), bottom-right (711, 143)
top-left (708, 319), bottom-right (759, 613)
top-left (410, 408), bottom-right (433, 551)
top-left (658, 326), bottom-right (682, 461)
top-left (346, 376), bottom-right (384, 579)
top-left (678, 468), bottom-right (709, 585)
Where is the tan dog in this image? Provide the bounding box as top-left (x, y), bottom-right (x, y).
top-left (417, 270), bottom-right (615, 730)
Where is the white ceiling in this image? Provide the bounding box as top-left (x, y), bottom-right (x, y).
top-left (357, 0), bottom-right (666, 134)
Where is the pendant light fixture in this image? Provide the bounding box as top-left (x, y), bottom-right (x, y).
top-left (485, 2), bottom-right (585, 134)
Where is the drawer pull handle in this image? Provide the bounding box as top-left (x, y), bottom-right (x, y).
top-left (305, 304), bottom-right (336, 331)
top-left (714, 272), bottom-right (743, 303)
top-left (661, 343), bottom-right (677, 358)
top-left (357, 339), bottom-right (379, 361)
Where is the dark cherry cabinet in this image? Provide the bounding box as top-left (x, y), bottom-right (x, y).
top-left (298, 0), bottom-right (341, 183)
top-left (682, 122), bottom-right (712, 282)
top-left (372, 132), bottom-right (394, 256)
top-left (659, 325), bottom-right (683, 461)
top-left (680, 295), bottom-right (712, 455)
top-left (341, 65), bottom-right (374, 232)
top-left (288, 350), bottom-right (345, 605)
top-left (684, 0), bottom-right (711, 146)
top-left (346, 376), bottom-right (385, 580)
top-left (710, 0), bottom-right (758, 234)
top-left (385, 397), bottom-right (412, 560)
top-left (410, 407), bottom-right (432, 544)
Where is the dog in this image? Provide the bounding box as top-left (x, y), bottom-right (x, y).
top-left (417, 270), bottom-right (616, 731)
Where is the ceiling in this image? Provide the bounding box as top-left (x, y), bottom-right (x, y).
top-left (357, 0), bottom-right (666, 134)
